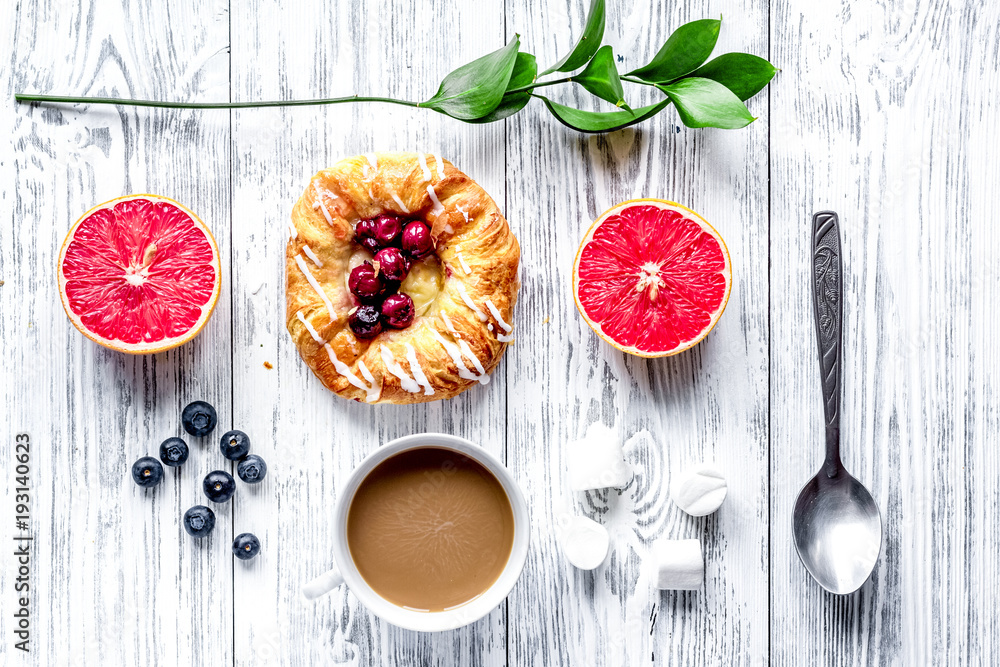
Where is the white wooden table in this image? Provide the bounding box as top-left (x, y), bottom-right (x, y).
top-left (3, 0), bottom-right (998, 664)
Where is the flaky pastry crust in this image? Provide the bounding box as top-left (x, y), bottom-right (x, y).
top-left (285, 152), bottom-right (520, 404)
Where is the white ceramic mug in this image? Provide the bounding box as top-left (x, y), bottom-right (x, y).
top-left (302, 432), bottom-right (530, 632)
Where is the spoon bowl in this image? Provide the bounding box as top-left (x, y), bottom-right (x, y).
top-left (793, 468), bottom-right (882, 594)
top-left (792, 211), bottom-right (882, 594)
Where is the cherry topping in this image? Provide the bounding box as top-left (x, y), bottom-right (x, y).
top-left (381, 293), bottom-right (415, 329)
top-left (371, 213), bottom-right (404, 248)
top-left (354, 218), bottom-right (381, 254)
top-left (374, 247), bottom-right (411, 283)
top-left (401, 221), bottom-right (434, 258)
top-left (349, 305), bottom-right (383, 339)
top-left (348, 262), bottom-right (388, 303)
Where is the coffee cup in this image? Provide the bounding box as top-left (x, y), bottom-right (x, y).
top-left (302, 433), bottom-right (530, 632)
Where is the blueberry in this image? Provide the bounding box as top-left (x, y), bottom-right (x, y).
top-left (158, 437), bottom-right (190, 467)
top-left (220, 430), bottom-right (251, 461)
top-left (237, 455), bottom-right (268, 484)
top-left (131, 457), bottom-right (164, 488)
top-left (232, 533), bottom-right (261, 561)
top-left (182, 401), bottom-right (217, 437)
top-left (203, 470), bottom-right (236, 503)
top-left (183, 505), bottom-right (216, 538)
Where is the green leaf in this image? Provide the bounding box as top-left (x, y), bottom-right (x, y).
top-left (468, 53), bottom-right (538, 124)
top-left (537, 95), bottom-right (671, 133)
top-left (422, 36), bottom-right (521, 120)
top-left (688, 52), bottom-right (778, 101)
top-left (540, 0), bottom-right (605, 76)
top-left (572, 45), bottom-right (628, 109)
top-left (627, 18), bottom-right (721, 83)
top-left (659, 77), bottom-right (755, 129)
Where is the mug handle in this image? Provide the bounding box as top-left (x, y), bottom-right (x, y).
top-left (302, 564), bottom-right (345, 600)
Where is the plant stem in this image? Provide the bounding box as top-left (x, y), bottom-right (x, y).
top-left (503, 76), bottom-right (574, 96)
top-left (13, 93), bottom-right (421, 110)
top-left (620, 75), bottom-right (660, 87)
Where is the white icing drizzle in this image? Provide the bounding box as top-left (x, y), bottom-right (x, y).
top-left (405, 343), bottom-right (435, 396)
top-left (296, 311), bottom-right (325, 344)
top-left (456, 283), bottom-right (488, 322)
top-left (380, 345), bottom-right (421, 393)
top-left (433, 153), bottom-right (445, 180)
top-left (362, 154), bottom-right (377, 180)
top-left (325, 343), bottom-right (377, 402)
top-left (430, 329), bottom-right (489, 385)
top-left (442, 223), bottom-right (454, 234)
top-left (458, 339), bottom-right (490, 384)
top-left (312, 183), bottom-right (335, 226)
top-left (440, 311), bottom-right (461, 338)
top-left (357, 360), bottom-right (375, 385)
top-left (426, 184), bottom-right (444, 216)
top-left (294, 254), bottom-right (335, 320)
top-left (484, 298), bottom-right (514, 343)
top-left (367, 186), bottom-right (375, 200)
top-left (313, 179), bottom-right (339, 199)
top-left (312, 181), bottom-right (340, 208)
top-left (488, 323), bottom-right (494, 332)
top-left (456, 204), bottom-right (470, 224)
top-left (390, 192), bottom-right (410, 213)
top-left (454, 245), bottom-right (472, 275)
top-left (302, 245), bottom-right (324, 268)
top-left (484, 299), bottom-right (513, 333)
top-left (288, 223), bottom-right (298, 239)
top-left (318, 200), bottom-right (334, 225)
top-left (417, 153), bottom-right (432, 181)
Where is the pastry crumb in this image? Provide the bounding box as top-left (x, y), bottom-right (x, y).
top-left (542, 316), bottom-right (550, 325)
top-left (263, 361), bottom-right (273, 369)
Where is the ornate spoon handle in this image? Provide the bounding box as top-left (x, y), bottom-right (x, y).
top-left (812, 211), bottom-right (843, 474)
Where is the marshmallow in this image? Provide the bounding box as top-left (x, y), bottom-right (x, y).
top-left (558, 515), bottom-right (610, 570)
top-left (568, 422), bottom-right (632, 491)
top-left (670, 464), bottom-right (727, 516)
top-left (651, 538), bottom-right (703, 590)
top-left (302, 567), bottom-right (344, 600)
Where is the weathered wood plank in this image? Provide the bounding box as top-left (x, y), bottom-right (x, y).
top-left (228, 0), bottom-right (508, 664)
top-left (769, 0), bottom-right (1000, 663)
top-left (504, 0), bottom-right (770, 665)
top-left (1, 0), bottom-right (233, 664)
top-left (6, 0), bottom-right (1000, 664)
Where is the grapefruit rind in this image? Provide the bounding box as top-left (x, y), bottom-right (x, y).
top-left (57, 194), bottom-right (222, 354)
top-left (572, 198), bottom-right (732, 358)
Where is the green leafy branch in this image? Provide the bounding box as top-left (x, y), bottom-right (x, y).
top-left (15, 0), bottom-right (778, 134)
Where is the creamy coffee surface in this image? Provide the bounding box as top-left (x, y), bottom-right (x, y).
top-left (347, 447), bottom-right (515, 611)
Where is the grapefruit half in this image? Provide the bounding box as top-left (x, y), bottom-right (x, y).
top-left (58, 194), bottom-right (221, 354)
top-left (573, 199), bottom-right (732, 358)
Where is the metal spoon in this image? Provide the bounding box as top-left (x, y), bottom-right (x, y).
top-left (792, 211), bottom-right (882, 595)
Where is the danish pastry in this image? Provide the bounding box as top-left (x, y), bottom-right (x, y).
top-left (285, 153), bottom-right (520, 404)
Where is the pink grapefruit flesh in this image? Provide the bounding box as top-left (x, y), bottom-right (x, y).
top-left (58, 194), bottom-right (221, 354)
top-left (573, 199), bottom-right (732, 357)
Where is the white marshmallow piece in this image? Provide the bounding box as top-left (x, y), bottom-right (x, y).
top-left (670, 464), bottom-right (727, 516)
top-left (558, 515), bottom-right (610, 570)
top-left (568, 422), bottom-right (632, 491)
top-left (652, 538), bottom-right (704, 590)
